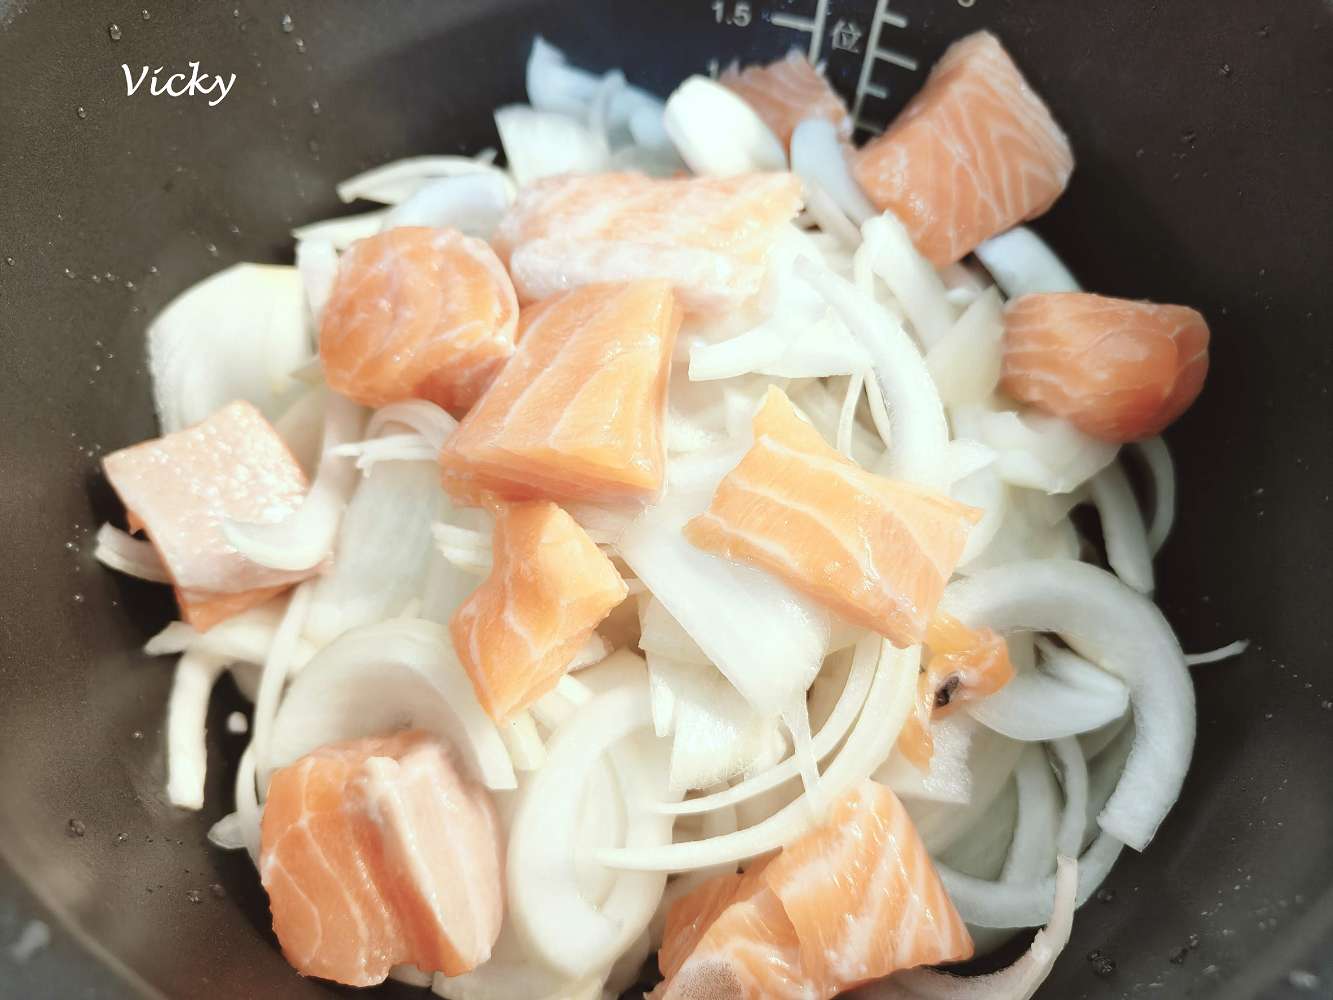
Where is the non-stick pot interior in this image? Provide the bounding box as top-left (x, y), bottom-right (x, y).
top-left (1, 1), bottom-right (1330, 997)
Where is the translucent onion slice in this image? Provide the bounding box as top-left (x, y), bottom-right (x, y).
top-left (495, 105), bottom-right (610, 187)
top-left (937, 779), bottom-right (1018, 883)
top-left (639, 597), bottom-right (709, 666)
top-left (526, 37), bottom-right (668, 151)
top-left (859, 214), bottom-right (957, 351)
top-left (907, 726), bottom-right (1023, 855)
top-left (336, 153), bottom-right (511, 206)
top-left (971, 407), bottom-right (1118, 495)
top-left (1050, 737), bottom-right (1090, 860)
top-left (1089, 461), bottom-right (1154, 593)
top-left (147, 263), bottom-right (311, 433)
top-left (595, 640), bottom-right (916, 871)
top-left (875, 713), bottom-right (979, 806)
top-left (261, 617), bottom-right (515, 792)
top-left (974, 226), bottom-right (1080, 299)
top-left (954, 468), bottom-right (1008, 568)
top-left (926, 287), bottom-right (1005, 409)
top-left (379, 172), bottom-right (513, 238)
top-left (797, 256), bottom-right (949, 487)
top-left (274, 387), bottom-right (327, 475)
top-left (333, 432), bottom-right (439, 470)
top-left (618, 497), bottom-right (829, 720)
top-left (292, 210), bottom-right (388, 249)
top-left (304, 457), bottom-right (449, 647)
top-left (1185, 640), bottom-right (1250, 666)
top-left (942, 560), bottom-right (1193, 852)
top-left (94, 523), bottom-right (170, 583)
top-left (295, 239), bottom-right (338, 327)
top-left (662, 76), bottom-right (787, 176)
top-left (857, 856), bottom-right (1078, 999)
top-left (164, 651), bottom-right (228, 809)
top-left (506, 674), bottom-right (671, 978)
top-left (223, 393), bottom-right (365, 572)
top-left (965, 658), bottom-right (1129, 742)
top-left (790, 118), bottom-right (875, 225)
top-left (1134, 436), bottom-right (1176, 554)
top-left (366, 399), bottom-right (458, 449)
top-left (801, 178), bottom-right (862, 249)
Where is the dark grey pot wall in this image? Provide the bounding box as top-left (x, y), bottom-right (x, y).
top-left (1, 2), bottom-right (1329, 998)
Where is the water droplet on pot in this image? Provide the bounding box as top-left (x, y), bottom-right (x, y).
top-left (132, 730), bottom-right (144, 740)
top-left (90, 273), bottom-right (101, 284)
top-left (1095, 887), bottom-right (1116, 903)
top-left (1219, 63), bottom-right (1232, 77)
top-left (280, 13), bottom-right (294, 32)
top-left (141, 9), bottom-right (151, 20)
top-left (4, 256), bottom-right (14, 266)
top-left (206, 243), bottom-right (219, 257)
top-left (76, 106), bottom-right (88, 119)
top-left (309, 98), bottom-right (321, 115)
top-left (1090, 955), bottom-right (1116, 978)
top-left (1289, 970), bottom-right (1321, 990)
top-left (108, 23), bottom-right (122, 41)
top-left (72, 592), bottom-right (85, 603)
top-left (210, 882), bottom-right (227, 898)
top-left (294, 37), bottom-right (306, 53)
top-left (67, 818), bottom-right (86, 838)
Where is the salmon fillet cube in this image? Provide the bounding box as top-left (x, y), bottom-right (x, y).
top-left (684, 387), bottom-right (979, 647)
top-left (1001, 291), bottom-right (1211, 442)
top-left (101, 400), bottom-right (316, 630)
top-left (492, 172), bottom-right (803, 314)
top-left (439, 280), bottom-right (681, 506)
top-left (720, 50), bottom-right (852, 147)
top-left (259, 730), bottom-right (503, 986)
top-left (450, 501), bottom-right (628, 723)
top-left (852, 31), bottom-right (1074, 267)
top-left (319, 227), bottom-right (518, 415)
top-left (656, 782), bottom-right (971, 1000)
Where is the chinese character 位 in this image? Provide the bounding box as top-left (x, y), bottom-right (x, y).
top-left (831, 19), bottom-right (863, 53)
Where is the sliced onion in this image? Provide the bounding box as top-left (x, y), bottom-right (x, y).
top-left (164, 651), bottom-right (228, 809)
top-left (147, 263), bottom-right (311, 433)
top-left (247, 582), bottom-right (313, 782)
top-left (261, 617), bottom-right (515, 792)
top-left (292, 210), bottom-right (388, 249)
top-left (970, 407), bottom-right (1118, 495)
top-left (876, 713), bottom-right (979, 806)
top-left (433, 915), bottom-right (606, 1000)
top-left (1050, 737), bottom-right (1089, 860)
top-left (501, 712), bottom-right (547, 772)
top-left (507, 674), bottom-right (671, 978)
top-left (656, 634), bottom-right (877, 817)
top-left (958, 486), bottom-right (1080, 573)
top-left (333, 432), bottom-right (439, 470)
top-left (662, 76), bottom-right (786, 176)
top-left (943, 560), bottom-right (1193, 852)
top-left (639, 597), bottom-right (709, 666)
top-left (1185, 640), bottom-right (1250, 666)
top-left (797, 256), bottom-right (949, 487)
top-left (223, 393), bottom-right (365, 572)
top-left (618, 496), bottom-right (829, 720)
top-left (526, 37), bottom-right (666, 148)
top-left (937, 778), bottom-right (1017, 882)
top-left (495, 105), bottom-right (609, 187)
top-left (379, 172), bottom-right (513, 238)
top-left (907, 726), bottom-right (1023, 855)
top-left (687, 298), bottom-right (870, 382)
top-left (954, 468), bottom-right (1008, 568)
top-left (927, 287), bottom-right (1005, 409)
top-left (366, 399), bottom-right (458, 449)
top-left (432, 522), bottom-right (493, 575)
top-left (801, 177), bottom-right (862, 248)
top-left (595, 640), bottom-right (916, 871)
top-left (295, 239), bottom-right (338, 327)
top-left (304, 457), bottom-right (449, 647)
top-left (273, 387), bottom-right (327, 475)
top-left (787, 379), bottom-right (883, 469)
top-left (859, 856), bottom-right (1078, 999)
top-left (790, 118), bottom-right (875, 225)
top-left (1134, 436), bottom-right (1176, 554)
top-left (1089, 461), bottom-right (1154, 593)
top-left (207, 809), bottom-right (249, 852)
top-left (966, 658), bottom-right (1129, 742)
top-left (974, 226), bottom-right (1080, 299)
top-left (336, 154), bottom-right (511, 206)
top-left (859, 214), bottom-right (957, 351)
top-left (94, 523), bottom-right (170, 583)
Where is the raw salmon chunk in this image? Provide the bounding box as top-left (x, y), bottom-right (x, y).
top-left (684, 386), bottom-right (979, 647)
top-left (492, 172), bottom-right (802, 313)
top-left (852, 31), bottom-right (1073, 267)
top-left (720, 50), bottom-right (852, 147)
top-left (450, 501), bottom-right (628, 723)
top-left (439, 280), bottom-right (681, 506)
top-left (898, 613), bottom-right (1015, 768)
top-left (657, 782), bottom-right (971, 999)
top-left (1001, 291), bottom-right (1210, 442)
top-left (319, 227), bottom-right (518, 415)
top-left (102, 400), bottom-right (315, 630)
top-left (259, 730), bottom-right (503, 986)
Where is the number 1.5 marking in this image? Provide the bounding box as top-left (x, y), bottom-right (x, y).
top-left (711, 1), bottom-right (752, 27)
